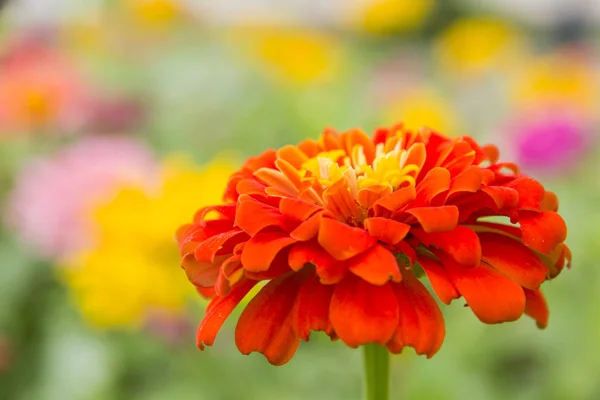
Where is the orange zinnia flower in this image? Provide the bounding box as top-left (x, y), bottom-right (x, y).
top-left (176, 124), bottom-right (570, 365)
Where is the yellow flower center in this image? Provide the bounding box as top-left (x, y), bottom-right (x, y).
top-left (302, 135), bottom-right (422, 193)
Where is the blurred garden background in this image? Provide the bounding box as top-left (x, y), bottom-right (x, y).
top-left (0, 0), bottom-right (599, 399)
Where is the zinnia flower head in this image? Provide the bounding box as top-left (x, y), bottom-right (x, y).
top-left (177, 124), bottom-right (570, 365)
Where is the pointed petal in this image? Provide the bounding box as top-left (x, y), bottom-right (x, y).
top-left (387, 276), bottom-right (445, 358)
top-left (318, 218), bottom-right (377, 260)
top-left (364, 217), bottom-right (411, 245)
top-left (519, 211), bottom-right (567, 255)
top-left (291, 274), bottom-right (334, 340)
top-left (348, 244), bottom-right (401, 285)
top-left (480, 233), bottom-right (548, 289)
top-left (417, 256), bottom-right (459, 304)
top-left (445, 258), bottom-right (526, 324)
top-left (405, 206), bottom-right (459, 233)
top-left (235, 273), bottom-right (305, 365)
top-left (330, 275), bottom-right (399, 347)
top-left (197, 279), bottom-right (257, 349)
top-left (524, 289), bottom-right (549, 329)
top-left (241, 231), bottom-right (296, 272)
top-left (412, 226), bottom-right (481, 267)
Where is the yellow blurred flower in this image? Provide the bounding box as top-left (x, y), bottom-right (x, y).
top-left (351, 0), bottom-right (434, 34)
top-left (436, 17), bottom-right (522, 76)
top-left (62, 157), bottom-right (235, 328)
top-left (235, 28), bottom-right (342, 85)
top-left (513, 55), bottom-right (596, 113)
top-left (126, 0), bottom-right (185, 30)
top-left (386, 88), bottom-right (458, 134)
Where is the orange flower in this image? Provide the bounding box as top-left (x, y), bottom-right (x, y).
top-left (176, 124), bottom-right (571, 365)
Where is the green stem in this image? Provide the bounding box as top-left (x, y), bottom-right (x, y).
top-left (362, 343), bottom-right (390, 400)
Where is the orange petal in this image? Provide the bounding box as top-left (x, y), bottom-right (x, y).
top-left (275, 158), bottom-right (303, 189)
top-left (414, 167), bottom-right (451, 206)
top-left (290, 211), bottom-right (323, 241)
top-left (541, 191), bottom-right (559, 212)
top-left (279, 197), bottom-right (322, 221)
top-left (445, 258), bottom-right (526, 324)
top-left (447, 165), bottom-right (483, 199)
top-left (523, 288), bottom-right (549, 329)
top-left (298, 138), bottom-right (322, 158)
top-left (318, 218), bottom-right (377, 261)
top-left (505, 176), bottom-right (545, 210)
top-left (386, 276), bottom-right (445, 357)
top-left (417, 256), bottom-right (459, 304)
top-left (276, 145), bottom-right (308, 169)
top-left (412, 226), bottom-right (481, 267)
top-left (214, 254), bottom-right (243, 296)
top-left (197, 279), bottom-right (258, 350)
top-left (373, 186), bottom-right (416, 215)
top-left (357, 185), bottom-right (393, 210)
top-left (196, 286), bottom-right (216, 298)
top-left (193, 204), bottom-right (237, 225)
top-left (235, 273), bottom-right (305, 365)
top-left (519, 211), bottom-right (567, 255)
top-left (236, 178), bottom-right (267, 197)
top-left (323, 177), bottom-right (363, 222)
top-left (340, 128), bottom-right (376, 164)
top-left (291, 273), bottom-right (334, 340)
top-left (254, 168), bottom-right (298, 197)
top-left (480, 186), bottom-right (519, 210)
top-left (403, 142), bottom-right (426, 172)
top-left (182, 253), bottom-right (225, 287)
top-left (194, 229), bottom-right (247, 263)
top-left (241, 231), bottom-right (296, 272)
top-left (405, 206), bottom-right (459, 233)
top-left (480, 233), bottom-right (548, 289)
top-left (482, 144), bottom-right (499, 163)
top-left (348, 244), bottom-right (401, 285)
top-left (320, 128), bottom-right (342, 150)
top-left (329, 275), bottom-right (399, 347)
top-left (364, 217), bottom-right (410, 245)
top-left (288, 241), bottom-right (348, 284)
top-left (235, 196), bottom-right (289, 236)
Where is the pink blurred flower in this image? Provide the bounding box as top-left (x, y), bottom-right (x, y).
top-left (511, 109), bottom-right (590, 172)
top-left (0, 35), bottom-right (92, 133)
top-left (5, 136), bottom-right (158, 259)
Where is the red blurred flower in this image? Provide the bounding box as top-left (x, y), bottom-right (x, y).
top-left (176, 124), bottom-right (570, 365)
top-left (0, 35), bottom-right (92, 132)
